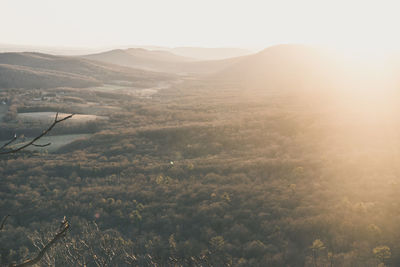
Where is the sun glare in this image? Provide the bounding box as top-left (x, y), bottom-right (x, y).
top-left (3, 1), bottom-right (400, 266)
top-left (1, 0), bottom-right (400, 53)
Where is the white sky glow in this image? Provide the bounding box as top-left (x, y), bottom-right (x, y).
top-left (1, 0), bottom-right (400, 53)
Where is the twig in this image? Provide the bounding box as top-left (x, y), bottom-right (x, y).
top-left (31, 143), bottom-right (52, 147)
top-left (0, 113), bottom-right (74, 155)
top-left (0, 134), bottom-right (17, 151)
top-left (0, 214), bottom-right (9, 231)
top-left (10, 218), bottom-right (70, 267)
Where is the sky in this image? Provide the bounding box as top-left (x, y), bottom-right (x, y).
top-left (1, 0), bottom-right (400, 52)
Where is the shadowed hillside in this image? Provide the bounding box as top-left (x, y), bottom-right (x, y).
top-left (0, 52), bottom-right (176, 89)
top-left (137, 46), bottom-right (253, 60)
top-left (0, 63), bottom-right (101, 89)
top-left (84, 48), bottom-right (245, 74)
top-left (84, 48), bottom-right (194, 73)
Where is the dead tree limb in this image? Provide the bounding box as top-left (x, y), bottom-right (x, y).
top-left (0, 113), bottom-right (73, 266)
top-left (0, 215), bottom-right (9, 231)
top-left (0, 135), bottom-right (17, 151)
top-left (0, 113), bottom-right (74, 155)
top-left (9, 218), bottom-right (70, 267)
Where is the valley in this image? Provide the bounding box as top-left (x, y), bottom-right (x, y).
top-left (1, 45), bottom-right (400, 266)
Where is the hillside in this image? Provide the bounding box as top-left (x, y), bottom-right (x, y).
top-left (125, 48), bottom-right (195, 62)
top-left (0, 52), bottom-right (176, 89)
top-left (135, 46), bottom-right (253, 60)
top-left (170, 47), bottom-right (253, 60)
top-left (217, 45), bottom-right (344, 89)
top-left (83, 48), bottom-right (245, 74)
top-left (0, 63), bottom-right (101, 89)
top-left (83, 48), bottom-right (194, 73)
top-left (0, 43), bottom-right (103, 55)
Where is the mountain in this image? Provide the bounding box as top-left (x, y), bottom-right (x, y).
top-left (83, 48), bottom-right (195, 73)
top-left (0, 43), bottom-right (104, 56)
top-left (83, 48), bottom-right (245, 74)
top-left (125, 48), bottom-right (195, 62)
top-left (0, 52), bottom-right (175, 89)
top-left (0, 63), bottom-right (100, 89)
top-left (169, 47), bottom-right (253, 60)
top-left (217, 44), bottom-right (344, 91)
top-left (134, 46), bottom-right (253, 60)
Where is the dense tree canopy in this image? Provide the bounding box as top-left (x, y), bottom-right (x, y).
top-left (1, 77), bottom-right (400, 266)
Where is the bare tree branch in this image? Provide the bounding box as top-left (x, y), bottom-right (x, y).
top-left (0, 113), bottom-right (74, 155)
top-left (31, 143), bottom-right (52, 148)
top-left (0, 134), bottom-right (17, 151)
top-left (0, 215), bottom-right (9, 231)
top-left (0, 113), bottom-right (74, 266)
top-left (9, 218), bottom-right (70, 267)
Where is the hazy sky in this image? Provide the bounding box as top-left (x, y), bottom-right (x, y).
top-left (1, 0), bottom-right (400, 51)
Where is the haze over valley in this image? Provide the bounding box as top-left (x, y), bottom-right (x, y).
top-left (2, 1), bottom-right (400, 266)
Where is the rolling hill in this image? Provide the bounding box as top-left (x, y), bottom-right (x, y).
top-left (0, 52), bottom-right (176, 89)
top-left (84, 47), bottom-right (245, 74)
top-left (133, 46), bottom-right (252, 60)
top-left (0, 63), bottom-right (100, 89)
top-left (168, 47), bottom-right (253, 60)
top-left (216, 44), bottom-right (343, 91)
top-left (83, 48), bottom-right (194, 73)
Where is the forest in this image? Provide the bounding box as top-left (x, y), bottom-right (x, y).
top-left (1, 45), bottom-right (400, 267)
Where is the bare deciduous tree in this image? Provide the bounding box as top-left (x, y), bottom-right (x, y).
top-left (8, 219), bottom-right (70, 267)
top-left (0, 112), bottom-right (74, 155)
top-left (1, 112), bottom-right (73, 267)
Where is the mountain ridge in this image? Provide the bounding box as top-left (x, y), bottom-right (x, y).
top-left (0, 52), bottom-right (176, 89)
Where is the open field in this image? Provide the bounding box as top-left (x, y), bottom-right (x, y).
top-left (89, 81), bottom-right (175, 98)
top-left (88, 84), bottom-right (130, 92)
top-left (0, 134), bottom-right (90, 153)
top-left (17, 112), bottom-right (107, 123)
